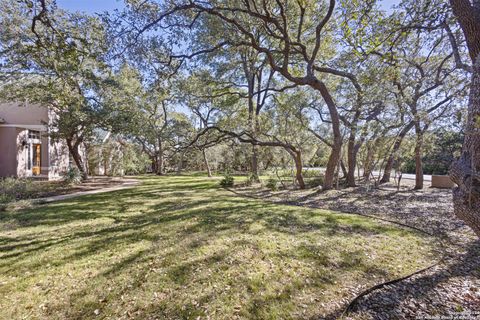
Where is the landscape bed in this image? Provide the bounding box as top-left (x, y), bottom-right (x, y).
top-left (0, 175), bottom-right (440, 319)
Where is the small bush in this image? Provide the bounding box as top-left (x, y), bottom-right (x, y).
top-left (265, 177), bottom-right (278, 191)
top-left (219, 173), bottom-right (234, 187)
top-left (0, 177), bottom-right (31, 205)
top-left (63, 167), bottom-right (82, 185)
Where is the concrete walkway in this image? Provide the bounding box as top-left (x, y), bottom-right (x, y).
top-left (304, 167), bottom-right (432, 181)
top-left (34, 179), bottom-right (140, 204)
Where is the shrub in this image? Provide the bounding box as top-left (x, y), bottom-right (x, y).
top-left (0, 177), bottom-right (31, 205)
top-left (265, 177), bottom-right (278, 191)
top-left (219, 173), bottom-right (234, 187)
top-left (63, 167), bottom-right (82, 185)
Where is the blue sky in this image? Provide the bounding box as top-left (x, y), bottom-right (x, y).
top-left (56, 0), bottom-right (400, 14)
top-left (56, 0), bottom-right (124, 14)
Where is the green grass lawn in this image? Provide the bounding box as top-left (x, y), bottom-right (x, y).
top-left (0, 175), bottom-right (440, 319)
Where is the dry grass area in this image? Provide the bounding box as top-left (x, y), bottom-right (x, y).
top-left (0, 175), bottom-right (440, 319)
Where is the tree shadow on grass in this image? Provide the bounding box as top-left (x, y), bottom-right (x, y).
top-left (0, 178), bottom-right (423, 272)
top-left (0, 175), bottom-right (439, 319)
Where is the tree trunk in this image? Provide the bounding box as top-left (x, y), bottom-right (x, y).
top-left (363, 145), bottom-right (374, 180)
top-left (450, 57), bottom-right (480, 236)
top-left (293, 150), bottom-right (305, 189)
top-left (151, 156), bottom-right (157, 173)
top-left (346, 143), bottom-right (364, 187)
top-left (156, 158), bottom-right (163, 175)
top-left (157, 140), bottom-right (164, 175)
top-left (156, 153), bottom-right (164, 175)
top-left (203, 148), bottom-right (212, 177)
top-left (251, 145), bottom-right (260, 181)
top-left (380, 121), bottom-right (415, 183)
top-left (243, 54), bottom-right (261, 183)
top-left (66, 138), bottom-right (88, 181)
top-left (345, 114), bottom-right (363, 187)
top-left (448, 0), bottom-right (480, 237)
top-left (414, 129), bottom-right (424, 190)
top-left (346, 133), bottom-right (357, 187)
top-left (340, 159), bottom-right (348, 179)
top-left (313, 81), bottom-right (342, 190)
top-left (284, 147), bottom-right (305, 189)
top-left (324, 138), bottom-right (342, 189)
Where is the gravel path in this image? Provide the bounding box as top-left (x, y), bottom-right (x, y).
top-left (231, 181), bottom-right (480, 319)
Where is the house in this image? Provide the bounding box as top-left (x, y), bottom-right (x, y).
top-left (0, 102), bottom-right (70, 180)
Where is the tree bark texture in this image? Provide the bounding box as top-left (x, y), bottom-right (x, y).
top-left (449, 0), bottom-right (480, 236)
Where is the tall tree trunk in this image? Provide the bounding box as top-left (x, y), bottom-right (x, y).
top-left (242, 53), bottom-right (261, 182)
top-left (251, 144), bottom-right (260, 181)
top-left (314, 81), bottom-right (342, 190)
top-left (156, 139), bottom-right (164, 175)
top-left (345, 110), bottom-right (363, 187)
top-left (363, 144), bottom-right (375, 180)
top-left (346, 132), bottom-right (357, 187)
top-left (380, 121), bottom-right (414, 183)
top-left (203, 148), bottom-right (212, 177)
top-left (66, 138), bottom-right (87, 181)
top-left (156, 154), bottom-right (164, 175)
top-left (324, 137), bottom-right (342, 189)
top-left (450, 57), bottom-right (480, 236)
top-left (292, 150), bottom-right (305, 189)
top-left (347, 143), bottom-right (364, 187)
top-left (151, 156), bottom-right (157, 173)
top-left (449, 0), bottom-right (480, 236)
top-left (414, 128), bottom-right (424, 190)
top-left (156, 157), bottom-right (163, 175)
top-left (340, 159), bottom-right (348, 179)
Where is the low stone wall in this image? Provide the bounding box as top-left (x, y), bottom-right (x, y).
top-left (431, 175), bottom-right (455, 188)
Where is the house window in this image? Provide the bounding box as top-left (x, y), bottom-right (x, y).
top-left (28, 130), bottom-right (41, 140)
